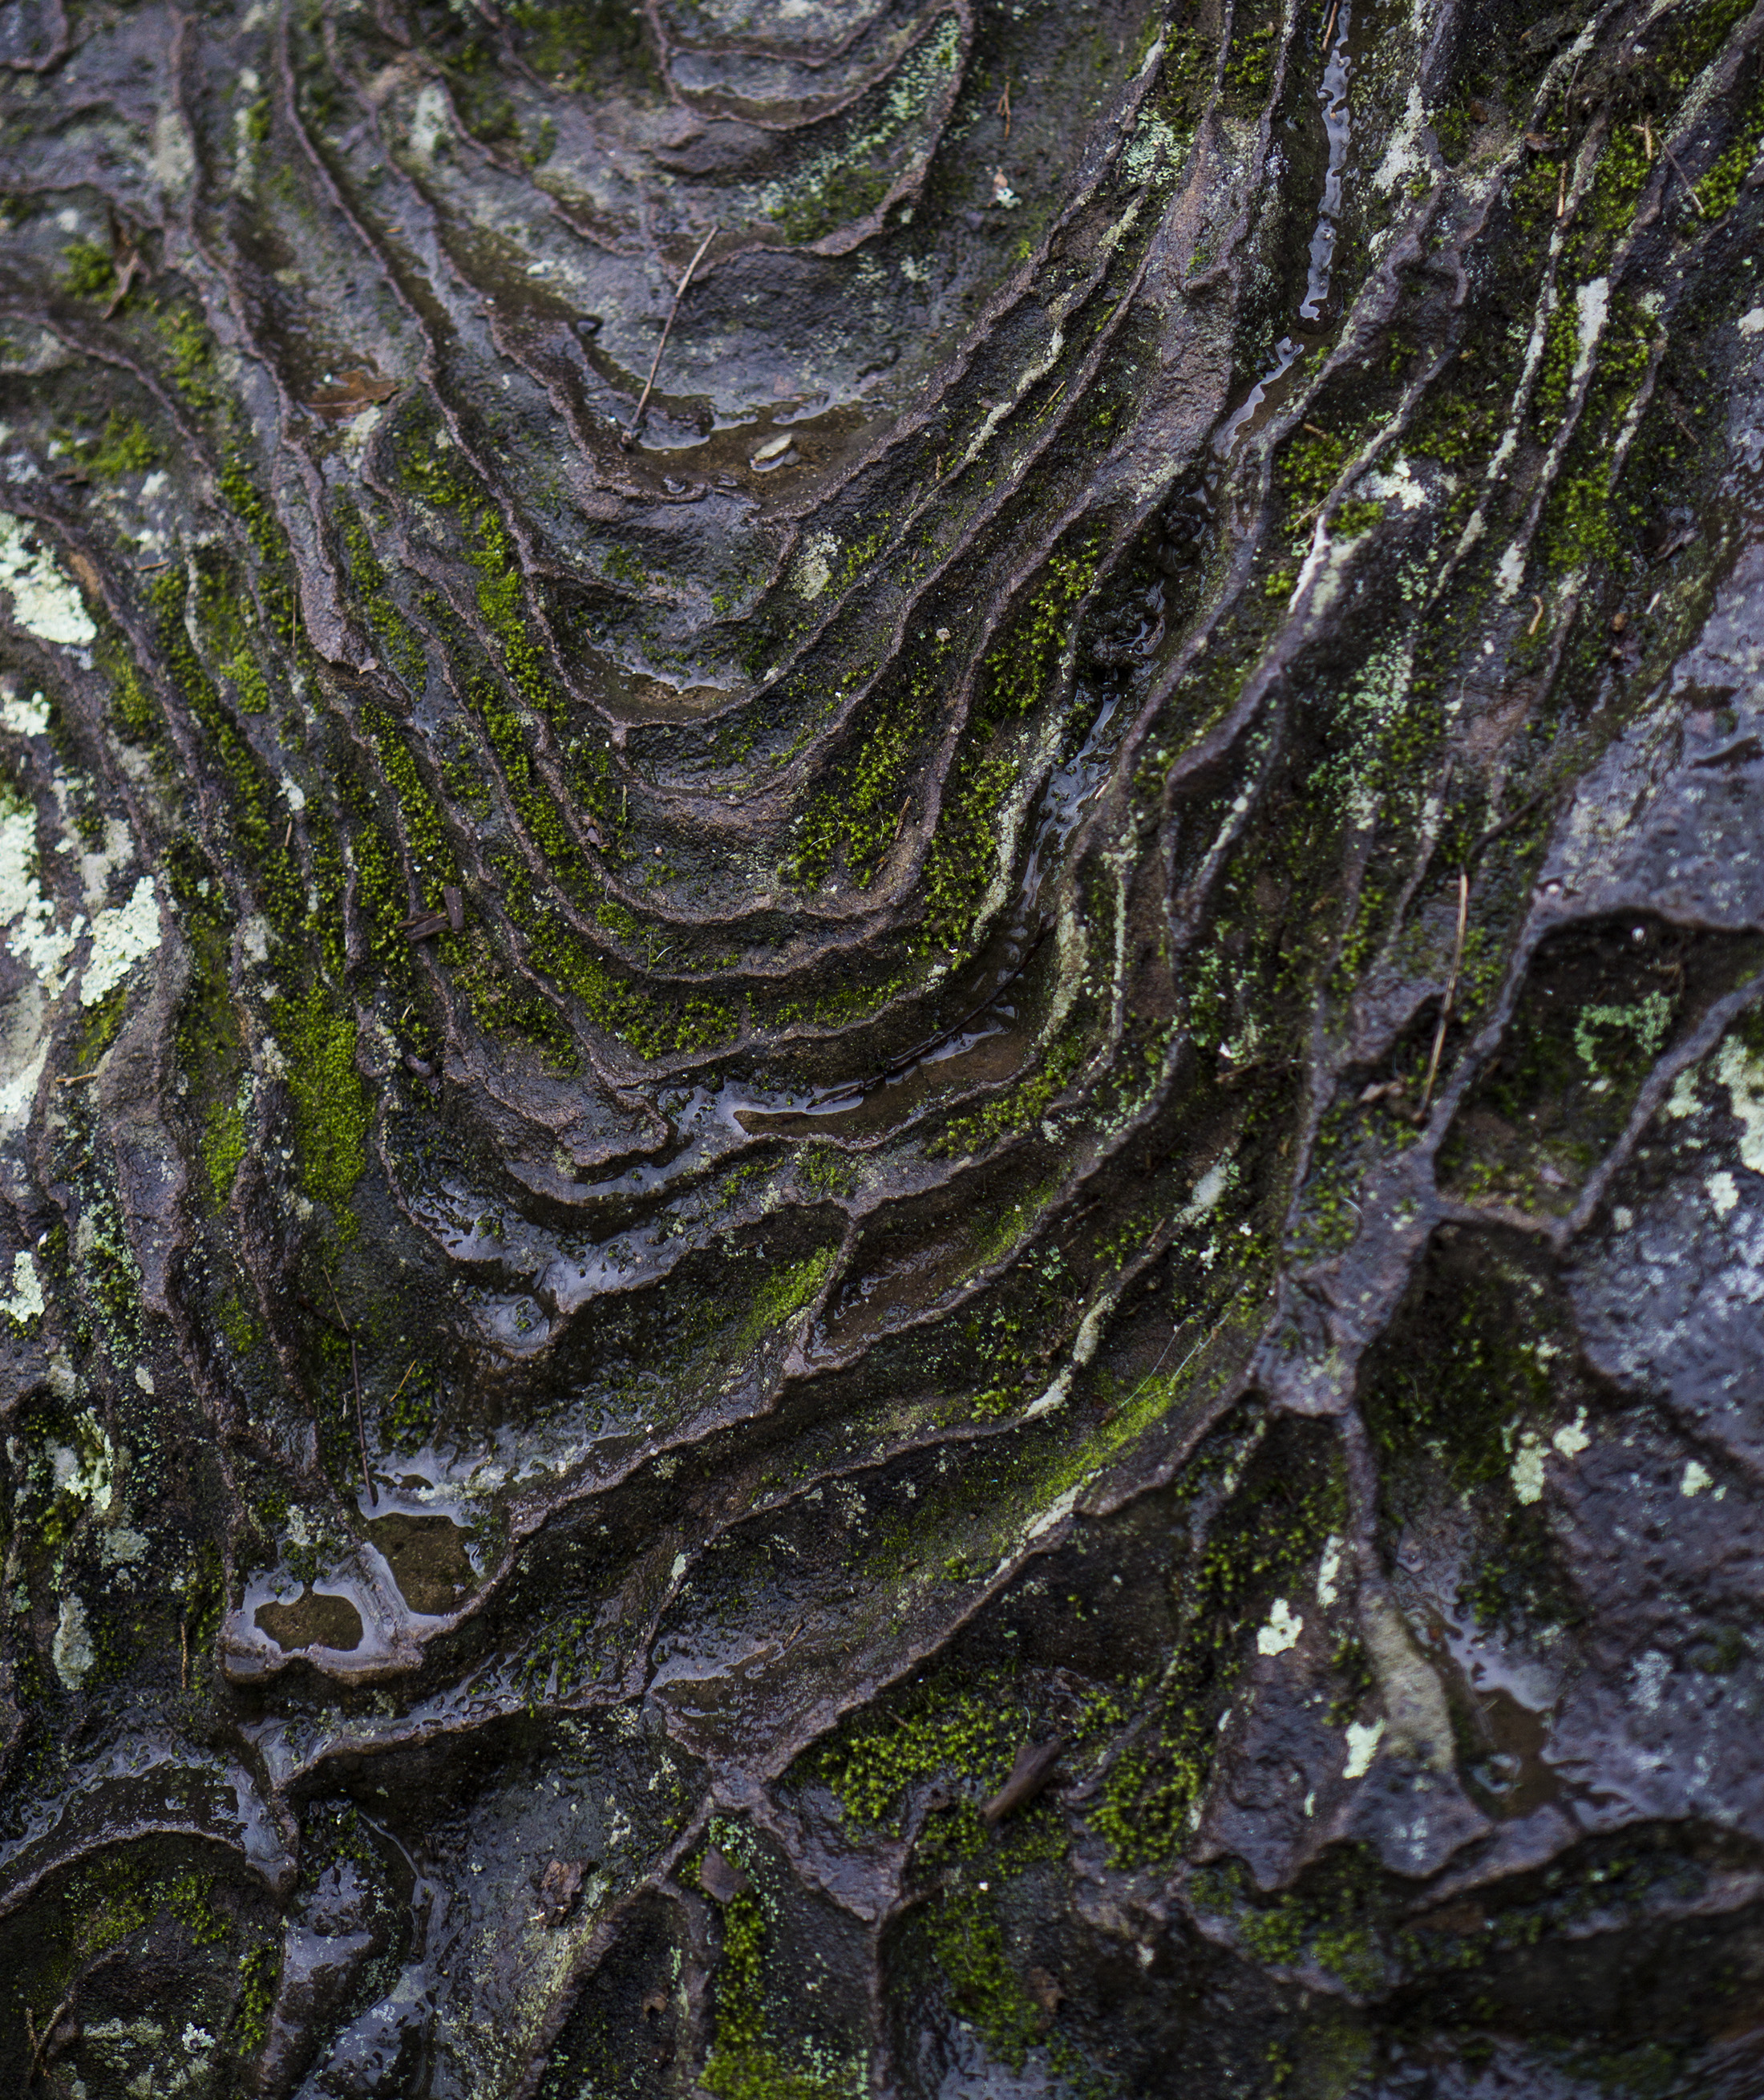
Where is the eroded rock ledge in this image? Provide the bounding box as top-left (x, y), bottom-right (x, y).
top-left (1, 0), bottom-right (1763, 2091)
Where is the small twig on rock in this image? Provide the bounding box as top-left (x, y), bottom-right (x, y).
top-left (1414, 869), bottom-right (1470, 1122)
top-left (620, 227), bottom-right (717, 451)
top-left (401, 883), bottom-right (462, 942)
top-left (326, 1275), bottom-right (375, 1507)
top-left (103, 214), bottom-right (144, 317)
top-left (26, 1987), bottom-right (76, 2090)
top-left (385, 1358), bottom-right (419, 1420)
top-left (1657, 132), bottom-right (1707, 216)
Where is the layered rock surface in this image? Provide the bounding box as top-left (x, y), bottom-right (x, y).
top-left (1, 0), bottom-right (1763, 2092)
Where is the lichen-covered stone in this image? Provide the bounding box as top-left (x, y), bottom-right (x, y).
top-left (1, 0), bottom-right (1762, 2091)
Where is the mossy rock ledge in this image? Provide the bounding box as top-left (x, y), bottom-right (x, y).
top-left (1, 0), bottom-right (1763, 2092)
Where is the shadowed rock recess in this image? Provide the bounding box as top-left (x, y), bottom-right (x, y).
top-left (5, 0), bottom-right (1764, 2090)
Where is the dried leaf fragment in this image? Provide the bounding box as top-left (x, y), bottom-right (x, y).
top-left (1028, 1966), bottom-right (1064, 2014)
top-left (537, 1856), bottom-right (586, 1927)
top-left (699, 1845), bottom-right (750, 1902)
top-left (981, 1737), bottom-right (1063, 1826)
top-left (305, 366), bottom-right (399, 422)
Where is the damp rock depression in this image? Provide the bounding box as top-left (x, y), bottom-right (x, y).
top-left (3, 0), bottom-right (1764, 2091)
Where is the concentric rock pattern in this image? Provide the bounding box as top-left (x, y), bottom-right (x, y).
top-left (2, 0), bottom-right (1764, 2091)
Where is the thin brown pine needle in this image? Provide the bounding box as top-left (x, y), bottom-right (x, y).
top-left (621, 228), bottom-right (718, 451)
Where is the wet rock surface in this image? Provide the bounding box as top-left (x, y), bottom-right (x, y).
top-left (1, 0), bottom-right (1763, 2091)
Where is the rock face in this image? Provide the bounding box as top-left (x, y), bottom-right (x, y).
top-left (1, 0), bottom-right (1763, 2090)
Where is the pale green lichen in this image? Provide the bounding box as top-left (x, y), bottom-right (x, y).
top-left (81, 877), bottom-right (160, 1008)
top-left (1713, 1034), bottom-right (1764, 1172)
top-left (1, 1246), bottom-right (44, 1326)
top-left (759, 16), bottom-right (960, 245)
top-left (0, 512), bottom-right (96, 645)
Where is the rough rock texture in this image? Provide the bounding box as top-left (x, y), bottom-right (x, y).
top-left (2, 0), bottom-right (1764, 2092)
